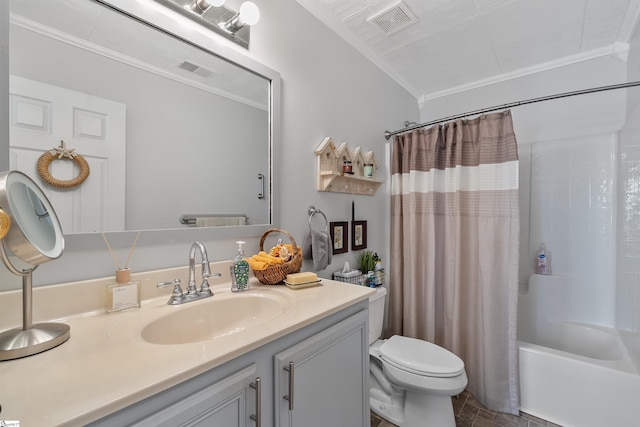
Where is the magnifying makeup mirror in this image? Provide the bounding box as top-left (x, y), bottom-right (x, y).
top-left (0, 170), bottom-right (69, 361)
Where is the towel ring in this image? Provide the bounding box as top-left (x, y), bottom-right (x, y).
top-left (307, 205), bottom-right (328, 232)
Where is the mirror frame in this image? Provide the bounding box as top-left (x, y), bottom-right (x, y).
top-left (5, 0), bottom-right (281, 244)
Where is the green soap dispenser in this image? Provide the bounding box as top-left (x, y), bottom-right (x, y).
top-left (231, 241), bottom-right (250, 292)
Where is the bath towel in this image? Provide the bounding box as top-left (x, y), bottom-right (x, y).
top-left (302, 228), bottom-right (332, 271)
top-left (195, 216), bottom-right (247, 227)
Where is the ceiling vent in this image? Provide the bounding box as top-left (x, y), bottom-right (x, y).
top-left (367, 1), bottom-right (418, 36)
top-left (177, 60), bottom-right (216, 78)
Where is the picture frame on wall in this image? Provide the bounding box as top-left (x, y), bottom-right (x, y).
top-left (330, 221), bottom-right (348, 255)
top-left (352, 220), bottom-right (367, 251)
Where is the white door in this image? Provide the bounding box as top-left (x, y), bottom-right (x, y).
top-left (9, 76), bottom-right (126, 233)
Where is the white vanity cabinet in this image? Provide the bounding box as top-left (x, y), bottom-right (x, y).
top-left (274, 311), bottom-right (369, 427)
top-left (88, 301), bottom-right (368, 427)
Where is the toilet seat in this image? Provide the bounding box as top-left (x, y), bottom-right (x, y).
top-left (379, 335), bottom-right (465, 378)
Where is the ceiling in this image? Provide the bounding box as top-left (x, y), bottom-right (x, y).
top-left (297, 0), bottom-right (640, 101)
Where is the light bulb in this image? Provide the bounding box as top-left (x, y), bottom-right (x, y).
top-left (238, 1), bottom-right (260, 26)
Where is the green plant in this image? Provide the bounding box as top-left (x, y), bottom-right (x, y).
top-left (357, 250), bottom-right (377, 274)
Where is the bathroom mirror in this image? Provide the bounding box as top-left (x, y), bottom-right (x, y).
top-left (5, 0), bottom-right (279, 234)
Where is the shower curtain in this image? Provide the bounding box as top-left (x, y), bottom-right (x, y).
top-left (388, 110), bottom-right (520, 414)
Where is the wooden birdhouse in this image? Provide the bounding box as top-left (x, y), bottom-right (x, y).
top-left (315, 137), bottom-right (382, 196)
top-left (315, 137), bottom-right (337, 174)
top-left (335, 142), bottom-right (353, 170)
top-left (351, 147), bottom-right (365, 177)
top-left (364, 151), bottom-right (379, 180)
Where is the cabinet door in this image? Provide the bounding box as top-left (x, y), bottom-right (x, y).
top-left (133, 364), bottom-right (261, 427)
top-left (274, 310), bottom-right (369, 427)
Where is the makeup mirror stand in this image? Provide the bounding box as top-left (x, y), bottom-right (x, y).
top-left (0, 170), bottom-right (70, 361)
top-left (0, 244), bottom-right (70, 361)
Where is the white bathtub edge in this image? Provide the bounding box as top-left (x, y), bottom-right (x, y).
top-left (518, 337), bottom-right (640, 427)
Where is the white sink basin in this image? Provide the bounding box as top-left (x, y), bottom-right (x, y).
top-left (141, 292), bottom-right (290, 345)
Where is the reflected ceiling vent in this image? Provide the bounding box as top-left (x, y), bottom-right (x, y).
top-left (177, 60), bottom-right (215, 78)
top-left (316, 0), bottom-right (355, 18)
top-left (368, 1), bottom-right (418, 36)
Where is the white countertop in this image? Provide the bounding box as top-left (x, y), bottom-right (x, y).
top-left (0, 263), bottom-right (374, 426)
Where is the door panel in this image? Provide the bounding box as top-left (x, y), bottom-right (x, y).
top-left (10, 75), bottom-right (126, 233)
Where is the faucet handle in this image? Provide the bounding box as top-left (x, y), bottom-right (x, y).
top-left (199, 277), bottom-right (213, 297)
top-left (198, 272), bottom-right (222, 297)
top-left (157, 278), bottom-right (181, 290)
top-left (157, 278), bottom-right (184, 305)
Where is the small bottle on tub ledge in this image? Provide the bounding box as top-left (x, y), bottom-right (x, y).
top-left (535, 243), bottom-right (552, 275)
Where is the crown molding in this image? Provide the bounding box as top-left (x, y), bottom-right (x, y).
top-left (423, 45), bottom-right (624, 102)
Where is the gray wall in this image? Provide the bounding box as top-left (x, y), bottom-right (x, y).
top-left (0, 0), bottom-right (8, 172)
top-left (248, 0), bottom-right (417, 278)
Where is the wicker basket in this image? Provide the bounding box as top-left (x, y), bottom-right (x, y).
top-left (253, 228), bottom-right (303, 285)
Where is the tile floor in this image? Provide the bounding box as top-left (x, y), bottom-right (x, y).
top-left (370, 390), bottom-right (563, 427)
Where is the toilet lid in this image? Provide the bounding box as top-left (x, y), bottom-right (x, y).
top-left (379, 335), bottom-right (465, 378)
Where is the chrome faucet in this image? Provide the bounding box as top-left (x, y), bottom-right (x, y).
top-left (157, 241), bottom-right (221, 305)
top-left (188, 241), bottom-right (212, 296)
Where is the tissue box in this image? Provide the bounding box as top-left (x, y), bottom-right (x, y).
top-left (332, 270), bottom-right (365, 286)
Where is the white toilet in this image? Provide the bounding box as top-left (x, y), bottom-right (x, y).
top-left (369, 287), bottom-right (468, 427)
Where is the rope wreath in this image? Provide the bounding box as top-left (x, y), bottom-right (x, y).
top-left (37, 141), bottom-right (90, 189)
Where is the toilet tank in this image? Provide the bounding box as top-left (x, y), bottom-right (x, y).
top-left (369, 286), bottom-right (387, 345)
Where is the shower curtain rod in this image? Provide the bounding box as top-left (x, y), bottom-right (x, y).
top-left (383, 80), bottom-right (640, 140)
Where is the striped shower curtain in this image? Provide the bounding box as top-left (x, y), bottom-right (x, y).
top-left (388, 111), bottom-right (520, 414)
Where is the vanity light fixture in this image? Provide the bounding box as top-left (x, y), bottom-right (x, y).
top-left (188, 0), bottom-right (225, 15)
top-left (156, 0), bottom-right (260, 49)
top-left (219, 2), bottom-right (260, 34)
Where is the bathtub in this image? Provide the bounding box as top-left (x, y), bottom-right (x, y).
top-left (518, 320), bottom-right (640, 426)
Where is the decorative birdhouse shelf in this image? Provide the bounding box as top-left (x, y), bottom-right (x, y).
top-left (315, 137), bottom-right (382, 196)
